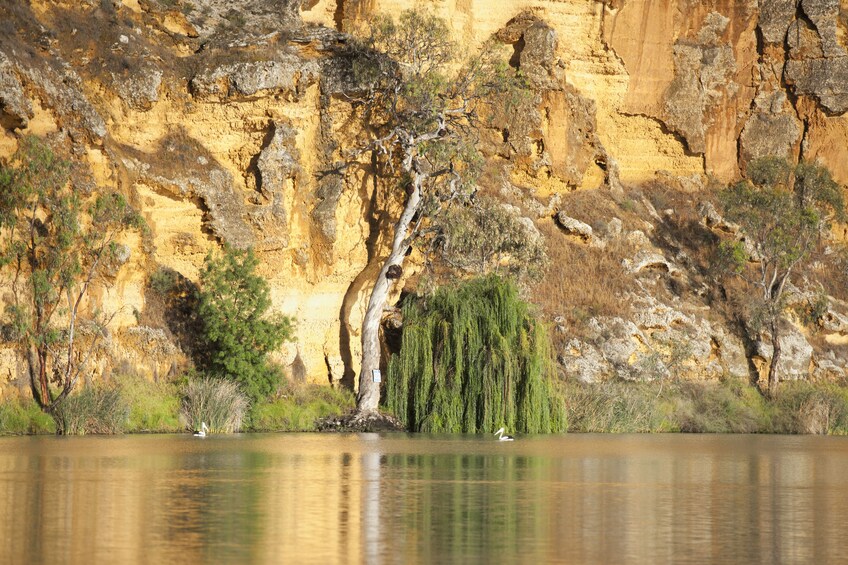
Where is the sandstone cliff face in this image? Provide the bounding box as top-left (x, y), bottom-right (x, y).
top-left (2, 0), bottom-right (848, 395)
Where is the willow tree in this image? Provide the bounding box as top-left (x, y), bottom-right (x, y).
top-left (340, 10), bottom-right (528, 414)
top-left (0, 136), bottom-right (146, 415)
top-left (718, 157), bottom-right (845, 397)
top-left (386, 275), bottom-right (565, 433)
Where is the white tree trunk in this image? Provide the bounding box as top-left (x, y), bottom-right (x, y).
top-left (356, 172), bottom-right (423, 414)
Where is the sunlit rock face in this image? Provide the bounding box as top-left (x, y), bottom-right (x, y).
top-left (2, 0), bottom-right (848, 392)
top-left (311, 0), bottom-right (848, 184)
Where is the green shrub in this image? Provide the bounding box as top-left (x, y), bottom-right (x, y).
top-left (116, 375), bottom-right (182, 433)
top-left (250, 384), bottom-right (354, 431)
top-left (181, 377), bottom-right (249, 433)
top-left (196, 246), bottom-right (294, 403)
top-left (53, 384), bottom-right (129, 435)
top-left (0, 396), bottom-right (56, 435)
top-left (440, 195), bottom-right (548, 282)
top-left (386, 275), bottom-right (566, 433)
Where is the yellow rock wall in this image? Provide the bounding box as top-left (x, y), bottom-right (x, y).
top-left (311, 0), bottom-right (707, 184)
top-left (3, 0), bottom-right (848, 392)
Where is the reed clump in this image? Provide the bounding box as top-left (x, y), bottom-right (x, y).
top-left (53, 384), bottom-right (130, 435)
top-left (562, 380), bottom-right (663, 433)
top-left (769, 381), bottom-right (848, 434)
top-left (181, 377), bottom-right (249, 433)
top-left (386, 275), bottom-right (566, 433)
top-left (668, 380), bottom-right (768, 433)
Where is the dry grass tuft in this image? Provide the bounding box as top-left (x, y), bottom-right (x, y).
top-left (810, 246), bottom-right (848, 304)
top-left (533, 220), bottom-right (635, 328)
top-left (560, 188), bottom-right (638, 231)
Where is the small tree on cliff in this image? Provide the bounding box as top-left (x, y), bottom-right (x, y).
top-left (195, 245), bottom-right (294, 403)
top-left (339, 9), bottom-right (528, 414)
top-left (718, 157), bottom-right (845, 398)
top-left (0, 136), bottom-right (146, 415)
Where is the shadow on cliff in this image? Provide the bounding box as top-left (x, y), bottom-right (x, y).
top-left (140, 267), bottom-right (205, 369)
top-left (647, 184), bottom-right (763, 387)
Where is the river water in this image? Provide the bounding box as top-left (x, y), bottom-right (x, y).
top-left (0, 433), bottom-right (846, 564)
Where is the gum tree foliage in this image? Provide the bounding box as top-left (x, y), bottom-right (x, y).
top-left (339, 9), bottom-right (529, 414)
top-left (385, 275), bottom-right (565, 433)
top-left (0, 136), bottom-right (146, 415)
top-left (195, 245), bottom-right (294, 403)
top-left (718, 157), bottom-right (845, 397)
top-left (439, 195), bottom-right (548, 283)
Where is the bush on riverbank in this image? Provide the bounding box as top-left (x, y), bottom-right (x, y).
top-left (0, 395), bottom-right (56, 435)
top-left (117, 375), bottom-right (182, 433)
top-left (769, 381), bottom-right (848, 434)
top-left (668, 379), bottom-right (769, 433)
top-left (249, 384), bottom-right (355, 431)
top-left (562, 378), bottom-right (848, 434)
top-left (53, 383), bottom-right (130, 435)
top-left (562, 380), bottom-right (666, 433)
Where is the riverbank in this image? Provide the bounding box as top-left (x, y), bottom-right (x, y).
top-left (0, 376), bottom-right (354, 435)
top-left (2, 377), bottom-right (847, 435)
top-left (562, 379), bottom-right (848, 434)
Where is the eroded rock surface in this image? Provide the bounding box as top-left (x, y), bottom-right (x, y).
top-left (3, 0), bottom-right (848, 393)
top-left (0, 53), bottom-right (32, 130)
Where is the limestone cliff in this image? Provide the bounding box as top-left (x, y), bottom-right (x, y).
top-left (2, 0), bottom-right (848, 396)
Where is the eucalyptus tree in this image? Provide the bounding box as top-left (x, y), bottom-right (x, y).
top-left (0, 136), bottom-right (146, 414)
top-left (338, 9), bottom-right (529, 414)
top-left (718, 157), bottom-right (845, 397)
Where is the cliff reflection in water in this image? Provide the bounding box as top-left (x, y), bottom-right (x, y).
top-left (1, 434), bottom-right (847, 564)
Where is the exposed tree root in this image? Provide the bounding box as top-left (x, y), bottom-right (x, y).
top-left (317, 410), bottom-right (406, 432)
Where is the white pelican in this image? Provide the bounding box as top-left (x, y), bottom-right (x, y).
top-left (194, 422), bottom-right (209, 437)
top-left (494, 427), bottom-right (514, 441)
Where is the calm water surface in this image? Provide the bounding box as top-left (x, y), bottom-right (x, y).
top-left (0, 433), bottom-right (846, 564)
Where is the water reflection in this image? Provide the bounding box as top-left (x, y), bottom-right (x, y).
top-left (0, 434), bottom-right (846, 564)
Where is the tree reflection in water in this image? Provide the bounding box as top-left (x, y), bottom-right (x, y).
top-left (1, 434), bottom-right (847, 564)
